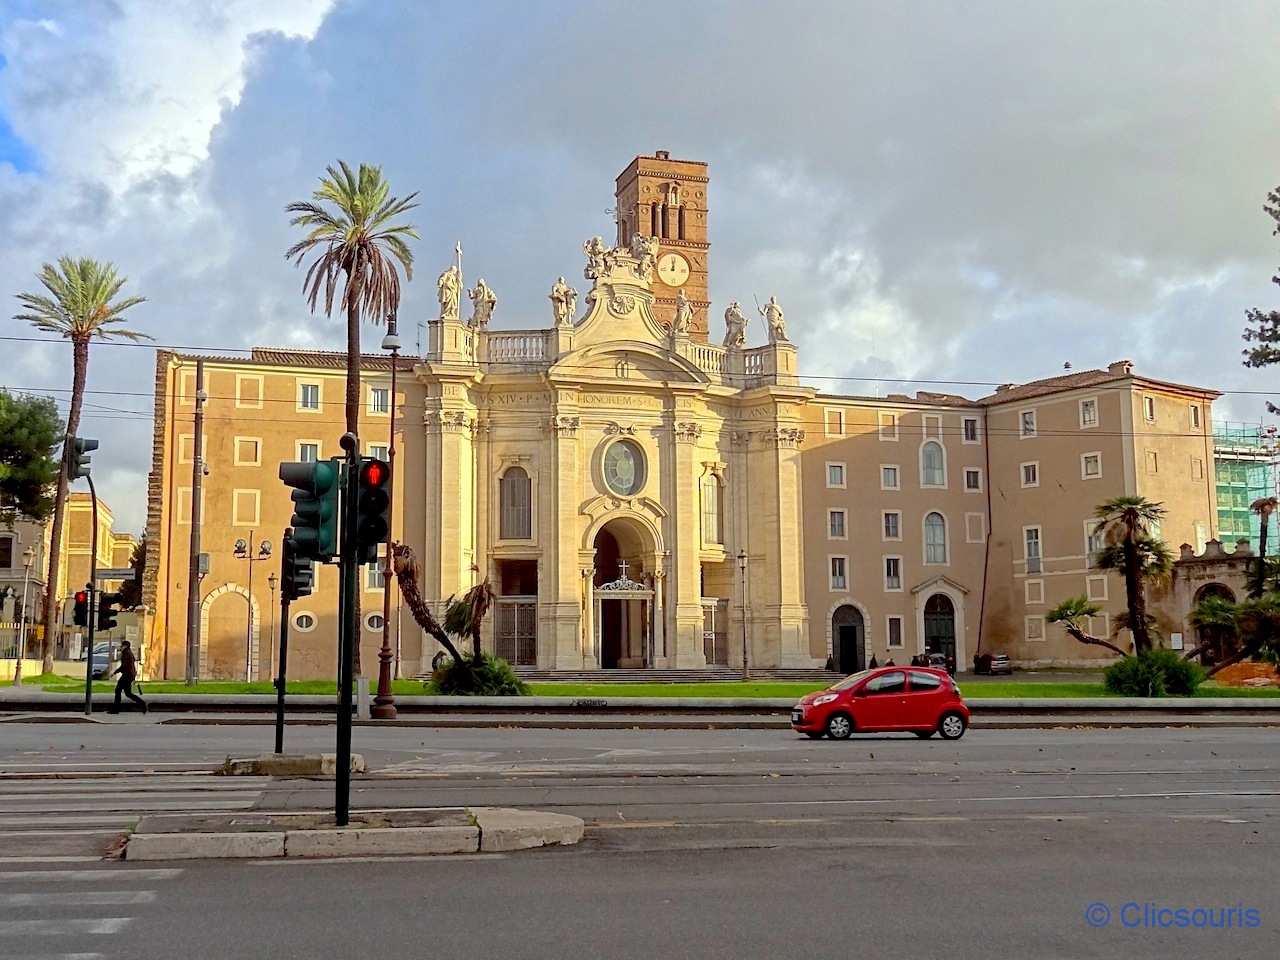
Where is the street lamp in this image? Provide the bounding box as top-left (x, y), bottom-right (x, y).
top-left (11, 546), bottom-right (35, 687)
top-left (738, 549), bottom-right (749, 681)
top-left (234, 533), bottom-right (271, 682)
top-left (266, 572), bottom-right (278, 678)
top-left (373, 314), bottom-right (401, 719)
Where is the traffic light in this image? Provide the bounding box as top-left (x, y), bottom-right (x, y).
top-left (67, 437), bottom-right (99, 481)
top-left (97, 592), bottom-right (123, 632)
top-left (278, 459), bottom-right (340, 561)
top-left (72, 590), bottom-right (90, 627)
top-left (280, 533), bottom-right (314, 601)
top-left (354, 458), bottom-right (391, 564)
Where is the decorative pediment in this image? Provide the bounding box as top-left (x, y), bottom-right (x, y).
top-left (910, 575), bottom-right (970, 596)
top-left (548, 342), bottom-right (710, 386)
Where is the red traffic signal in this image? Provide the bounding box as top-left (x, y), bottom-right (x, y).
top-left (72, 590), bottom-right (90, 627)
top-left (355, 458), bottom-right (391, 563)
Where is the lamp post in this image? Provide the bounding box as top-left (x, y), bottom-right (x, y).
top-left (234, 534), bottom-right (271, 682)
top-left (737, 549), bottom-right (749, 681)
top-left (373, 315), bottom-right (400, 719)
top-left (266, 572), bottom-right (278, 679)
top-left (11, 546), bottom-right (35, 686)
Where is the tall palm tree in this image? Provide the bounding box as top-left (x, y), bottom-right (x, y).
top-left (13, 257), bottom-right (149, 673)
top-left (1250, 497), bottom-right (1278, 598)
top-left (285, 161), bottom-right (418, 436)
top-left (1093, 495), bottom-right (1167, 654)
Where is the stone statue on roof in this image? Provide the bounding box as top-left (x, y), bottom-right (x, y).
top-left (723, 301), bottom-right (748, 348)
top-left (436, 265), bottom-right (461, 321)
top-left (468, 278), bottom-right (496, 328)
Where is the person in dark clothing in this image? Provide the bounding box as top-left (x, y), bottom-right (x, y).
top-left (109, 640), bottom-right (147, 714)
top-left (868, 654), bottom-right (879, 669)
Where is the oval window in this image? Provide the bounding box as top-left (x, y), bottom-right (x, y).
top-left (365, 613), bottom-right (385, 632)
top-left (292, 612), bottom-right (316, 632)
top-left (603, 440), bottom-right (645, 497)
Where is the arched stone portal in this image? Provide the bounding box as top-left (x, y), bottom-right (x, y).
top-left (200, 584), bottom-right (260, 681)
top-left (831, 604), bottom-right (865, 675)
top-left (924, 594), bottom-right (956, 661)
top-left (1192, 582), bottom-right (1238, 663)
top-left (592, 518), bottom-right (658, 669)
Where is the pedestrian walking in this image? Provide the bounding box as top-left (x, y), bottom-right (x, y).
top-left (109, 640), bottom-right (147, 714)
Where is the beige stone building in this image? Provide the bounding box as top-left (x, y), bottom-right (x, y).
top-left (142, 152), bottom-right (1225, 680)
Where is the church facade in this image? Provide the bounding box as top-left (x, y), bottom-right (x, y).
top-left (143, 152), bottom-right (1225, 680)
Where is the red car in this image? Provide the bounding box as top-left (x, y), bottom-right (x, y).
top-left (791, 666), bottom-right (970, 740)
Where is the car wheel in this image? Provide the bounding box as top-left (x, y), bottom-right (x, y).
top-left (914, 730), bottom-right (935, 739)
top-left (803, 731), bottom-right (825, 740)
top-left (825, 712), bottom-right (854, 740)
top-left (938, 711), bottom-right (967, 740)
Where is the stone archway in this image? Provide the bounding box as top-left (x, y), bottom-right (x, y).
top-left (1192, 582), bottom-right (1238, 663)
top-left (831, 604), bottom-right (865, 675)
top-left (592, 518), bottom-right (658, 669)
top-left (200, 584), bottom-right (260, 681)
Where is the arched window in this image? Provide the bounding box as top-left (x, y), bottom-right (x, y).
top-left (651, 203), bottom-right (660, 236)
top-left (925, 512), bottom-right (947, 564)
top-left (678, 205), bottom-right (686, 240)
top-left (921, 441), bottom-right (945, 486)
top-left (700, 475), bottom-right (723, 545)
top-left (500, 467), bottom-right (531, 540)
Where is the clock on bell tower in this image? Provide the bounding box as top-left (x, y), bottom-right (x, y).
top-left (614, 150), bottom-right (710, 340)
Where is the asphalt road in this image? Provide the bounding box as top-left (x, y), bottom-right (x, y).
top-left (0, 725), bottom-right (1276, 959)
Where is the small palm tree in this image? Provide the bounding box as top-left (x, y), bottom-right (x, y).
top-left (13, 257), bottom-right (149, 673)
top-left (1047, 596), bottom-right (1128, 657)
top-left (444, 578), bottom-right (495, 661)
top-left (1093, 495), bottom-right (1167, 654)
top-left (1186, 594), bottom-right (1239, 664)
top-left (285, 161), bottom-right (419, 436)
top-left (1250, 497), bottom-right (1278, 598)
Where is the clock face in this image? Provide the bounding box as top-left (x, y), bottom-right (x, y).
top-left (656, 253), bottom-right (691, 288)
top-left (603, 440), bottom-right (645, 497)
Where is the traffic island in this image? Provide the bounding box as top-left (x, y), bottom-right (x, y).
top-left (123, 807), bottom-right (584, 861)
top-left (219, 753), bottom-right (366, 776)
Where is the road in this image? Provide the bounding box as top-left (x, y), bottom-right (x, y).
top-left (0, 723), bottom-right (1276, 958)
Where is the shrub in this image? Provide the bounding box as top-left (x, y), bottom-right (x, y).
top-left (1104, 648), bottom-right (1205, 697)
top-left (428, 652), bottom-right (529, 696)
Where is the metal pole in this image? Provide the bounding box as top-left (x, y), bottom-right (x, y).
top-left (245, 529), bottom-right (255, 683)
top-left (275, 593), bottom-right (291, 754)
top-left (266, 576), bottom-right (276, 680)
top-left (12, 551), bottom-right (33, 686)
top-left (83, 475), bottom-right (100, 716)
top-left (739, 551), bottom-right (749, 682)
top-left (374, 328), bottom-right (399, 719)
top-left (186, 358), bottom-right (206, 685)
top-left (336, 433), bottom-right (359, 826)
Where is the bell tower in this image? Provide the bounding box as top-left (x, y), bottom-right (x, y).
top-left (614, 151), bottom-right (710, 341)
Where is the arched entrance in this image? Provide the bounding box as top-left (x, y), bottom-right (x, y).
top-left (923, 594), bottom-right (956, 661)
top-left (831, 605), bottom-right (865, 674)
top-left (200, 584), bottom-right (259, 681)
top-left (593, 520), bottom-right (656, 669)
top-left (1192, 583), bottom-right (1237, 664)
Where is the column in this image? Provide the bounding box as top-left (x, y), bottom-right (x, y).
top-left (671, 421), bottom-right (707, 667)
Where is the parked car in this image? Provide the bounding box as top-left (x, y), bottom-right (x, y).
top-left (974, 652), bottom-right (1014, 675)
top-left (791, 666), bottom-right (970, 740)
top-left (84, 642), bottom-right (118, 680)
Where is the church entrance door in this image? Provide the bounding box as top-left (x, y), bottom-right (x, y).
top-left (593, 522), bottom-right (656, 669)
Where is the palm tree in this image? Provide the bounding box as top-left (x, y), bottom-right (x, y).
top-left (285, 161), bottom-right (418, 437)
top-left (1185, 594), bottom-right (1239, 664)
top-left (1092, 495), bottom-right (1167, 654)
top-left (1250, 497), bottom-right (1278, 598)
top-left (13, 257), bottom-right (149, 672)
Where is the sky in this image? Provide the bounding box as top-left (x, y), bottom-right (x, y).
top-left (0, 0), bottom-right (1278, 535)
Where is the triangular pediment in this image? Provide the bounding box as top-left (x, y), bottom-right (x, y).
top-left (549, 341), bottom-right (708, 385)
top-left (910, 575), bottom-right (970, 596)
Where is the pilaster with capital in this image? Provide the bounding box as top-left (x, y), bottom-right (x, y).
top-left (668, 419), bottom-right (708, 667)
top-left (420, 387), bottom-right (478, 612)
top-left (541, 403), bottom-right (587, 667)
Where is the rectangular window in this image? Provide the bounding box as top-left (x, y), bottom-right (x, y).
top-left (1195, 522), bottom-right (1208, 553)
top-left (963, 417), bottom-right (980, 443)
top-left (1190, 404), bottom-right (1201, 429)
top-left (1143, 395), bottom-right (1156, 421)
top-left (365, 555), bottom-right (386, 591)
top-left (1088, 614), bottom-right (1110, 639)
top-left (923, 415), bottom-right (942, 439)
top-left (881, 465), bottom-right (900, 490)
top-left (1145, 450), bottom-right (1159, 475)
top-left (829, 556), bottom-right (847, 591)
top-left (178, 371), bottom-right (196, 407)
top-left (1080, 398), bottom-right (1098, 428)
top-left (825, 408), bottom-right (845, 437)
top-left (828, 510), bottom-right (847, 539)
top-left (236, 375), bottom-right (263, 409)
top-left (368, 444), bottom-right (389, 462)
top-left (232, 489), bottom-right (260, 527)
top-left (1026, 616), bottom-right (1045, 642)
top-left (826, 463), bottom-right (846, 488)
top-left (965, 512), bottom-right (986, 543)
top-left (234, 437), bottom-right (261, 467)
top-left (1020, 410), bottom-right (1037, 438)
top-left (298, 442), bottom-right (320, 463)
top-left (1021, 462), bottom-right (1039, 487)
top-left (1025, 579), bottom-right (1044, 605)
top-left (1081, 452), bottom-right (1101, 478)
top-left (177, 434), bottom-right (196, 465)
top-left (1191, 457), bottom-right (1204, 481)
top-left (369, 387), bottom-right (390, 415)
top-left (878, 412), bottom-right (899, 441)
top-left (0, 536), bottom-right (13, 569)
top-left (884, 556), bottom-right (902, 591)
top-left (299, 382), bottom-right (321, 411)
top-left (1024, 527), bottom-right (1042, 574)
top-left (883, 511), bottom-right (901, 540)
top-left (1086, 521), bottom-right (1104, 567)
top-left (964, 468), bottom-right (982, 491)
top-left (1086, 575), bottom-right (1108, 601)
top-left (887, 616), bottom-right (904, 648)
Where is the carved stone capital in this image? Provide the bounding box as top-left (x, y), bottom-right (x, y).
top-left (674, 422), bottom-right (702, 443)
top-left (758, 427), bottom-right (805, 448)
top-left (605, 422), bottom-right (637, 436)
top-left (545, 415), bottom-right (580, 437)
top-left (424, 410), bottom-right (474, 435)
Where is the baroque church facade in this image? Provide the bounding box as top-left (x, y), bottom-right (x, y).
top-left (143, 152), bottom-right (1225, 680)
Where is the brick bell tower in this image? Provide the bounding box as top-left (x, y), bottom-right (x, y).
top-left (614, 151), bottom-right (710, 341)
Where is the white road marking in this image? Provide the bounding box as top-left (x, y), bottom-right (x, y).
top-left (0, 868), bottom-right (180, 882)
top-left (0, 918), bottom-right (132, 935)
top-left (0, 891), bottom-right (157, 906)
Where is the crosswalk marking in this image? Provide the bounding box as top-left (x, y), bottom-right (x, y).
top-left (0, 955), bottom-right (105, 960)
top-left (0, 891), bottom-right (156, 906)
top-left (0, 917), bottom-right (132, 935)
top-left (0, 869), bottom-right (180, 882)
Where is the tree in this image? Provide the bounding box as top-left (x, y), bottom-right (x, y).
top-left (1250, 497), bottom-right (1277, 598)
top-left (13, 257), bottom-right (149, 672)
top-left (285, 161), bottom-right (418, 438)
top-left (0, 390), bottom-right (63, 524)
top-left (118, 535), bottom-right (146, 609)
top-left (1241, 186), bottom-right (1280, 379)
top-left (444, 578), bottom-right (495, 661)
top-left (1093, 496), bottom-right (1168, 653)
top-left (1183, 593), bottom-right (1240, 664)
top-left (1046, 597), bottom-right (1128, 657)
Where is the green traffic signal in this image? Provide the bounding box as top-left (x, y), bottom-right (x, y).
top-left (279, 458), bottom-right (340, 561)
top-left (281, 531), bottom-right (315, 601)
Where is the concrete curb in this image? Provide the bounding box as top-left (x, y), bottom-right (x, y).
top-left (221, 753), bottom-right (366, 776)
top-left (124, 807), bottom-right (584, 861)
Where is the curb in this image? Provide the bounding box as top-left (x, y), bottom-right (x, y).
top-left (124, 807), bottom-right (585, 861)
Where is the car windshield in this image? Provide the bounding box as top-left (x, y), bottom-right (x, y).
top-left (830, 669), bottom-right (874, 690)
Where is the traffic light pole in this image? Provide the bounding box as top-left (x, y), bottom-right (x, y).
top-left (336, 432), bottom-right (360, 826)
top-left (274, 591), bottom-right (291, 754)
top-left (82, 475), bottom-right (101, 717)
